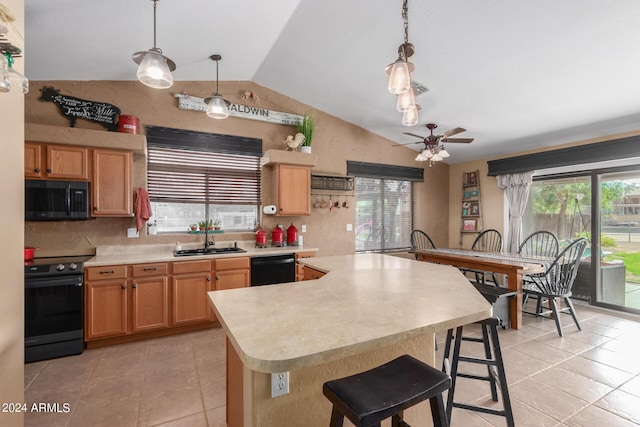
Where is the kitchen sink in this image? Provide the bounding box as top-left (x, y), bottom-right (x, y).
top-left (173, 247), bottom-right (247, 257)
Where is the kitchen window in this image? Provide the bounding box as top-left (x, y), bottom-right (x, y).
top-left (146, 126), bottom-right (262, 232)
top-left (348, 161), bottom-right (423, 253)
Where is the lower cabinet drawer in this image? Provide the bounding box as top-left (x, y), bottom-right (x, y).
top-left (86, 265), bottom-right (127, 281)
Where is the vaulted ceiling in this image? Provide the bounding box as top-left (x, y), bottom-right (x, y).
top-left (23, 0), bottom-right (640, 164)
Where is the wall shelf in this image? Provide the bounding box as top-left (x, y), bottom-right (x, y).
top-left (311, 174), bottom-right (354, 191)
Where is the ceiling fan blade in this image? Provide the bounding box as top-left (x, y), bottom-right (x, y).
top-left (402, 132), bottom-right (426, 139)
top-left (441, 137), bottom-right (474, 144)
top-left (440, 127), bottom-right (466, 138)
top-left (393, 141), bottom-right (422, 147)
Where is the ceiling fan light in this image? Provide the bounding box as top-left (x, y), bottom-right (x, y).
top-left (396, 89), bottom-right (415, 112)
top-left (439, 148), bottom-right (450, 158)
top-left (206, 93), bottom-right (229, 119)
top-left (402, 104), bottom-right (419, 126)
top-left (387, 59), bottom-right (412, 95)
top-left (431, 153), bottom-right (443, 161)
top-left (136, 50), bottom-right (173, 89)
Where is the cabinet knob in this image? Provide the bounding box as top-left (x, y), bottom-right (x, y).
top-left (94, 206), bottom-right (99, 211)
top-left (132, 283), bottom-right (137, 288)
top-left (121, 284), bottom-right (127, 289)
top-left (215, 275), bottom-right (219, 281)
top-left (207, 276), bottom-right (212, 282)
top-left (34, 168), bottom-right (40, 173)
top-left (46, 168), bottom-right (52, 173)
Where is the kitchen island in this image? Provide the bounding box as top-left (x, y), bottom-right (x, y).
top-left (208, 254), bottom-right (492, 427)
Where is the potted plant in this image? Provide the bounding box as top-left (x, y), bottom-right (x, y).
top-left (296, 113), bottom-right (315, 153)
top-left (213, 219), bottom-right (222, 230)
top-left (198, 220), bottom-right (206, 231)
top-left (189, 223), bottom-right (198, 231)
top-left (207, 219), bottom-right (215, 230)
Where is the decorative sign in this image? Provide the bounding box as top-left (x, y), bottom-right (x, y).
top-left (39, 86), bottom-right (121, 131)
top-left (174, 93), bottom-right (303, 126)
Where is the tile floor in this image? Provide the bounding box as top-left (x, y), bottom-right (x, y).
top-left (24, 302), bottom-right (640, 426)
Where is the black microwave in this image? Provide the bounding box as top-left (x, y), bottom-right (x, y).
top-left (25, 180), bottom-right (90, 221)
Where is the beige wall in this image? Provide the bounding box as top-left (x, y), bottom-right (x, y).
top-left (24, 81), bottom-right (449, 256)
top-left (448, 129), bottom-right (640, 249)
top-left (1, 1), bottom-right (25, 425)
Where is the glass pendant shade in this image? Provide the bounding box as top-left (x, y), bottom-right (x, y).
top-left (439, 148), bottom-right (450, 158)
top-left (396, 88), bottom-right (415, 112)
top-left (387, 59), bottom-right (412, 95)
top-left (136, 50), bottom-right (173, 89)
top-left (206, 93), bottom-right (229, 119)
top-left (0, 55), bottom-right (10, 93)
top-left (431, 153), bottom-right (443, 162)
top-left (402, 104), bottom-right (419, 126)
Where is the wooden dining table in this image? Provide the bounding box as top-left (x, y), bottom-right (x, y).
top-left (413, 248), bottom-right (549, 329)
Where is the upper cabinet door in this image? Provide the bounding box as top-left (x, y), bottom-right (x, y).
top-left (92, 148), bottom-right (133, 217)
top-left (24, 142), bottom-right (44, 178)
top-left (25, 142), bottom-right (89, 180)
top-left (277, 164), bottom-right (311, 216)
top-left (46, 144), bottom-right (89, 180)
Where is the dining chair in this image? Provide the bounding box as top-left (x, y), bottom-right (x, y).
top-left (410, 229), bottom-right (436, 259)
top-left (518, 230), bottom-right (559, 258)
top-left (518, 231), bottom-right (560, 309)
top-left (462, 229), bottom-right (503, 284)
top-left (522, 238), bottom-right (588, 336)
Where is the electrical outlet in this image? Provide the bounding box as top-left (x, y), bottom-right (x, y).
top-left (301, 224), bottom-right (307, 233)
top-left (346, 224), bottom-right (353, 232)
top-left (271, 371), bottom-right (289, 397)
top-left (127, 228), bottom-right (139, 238)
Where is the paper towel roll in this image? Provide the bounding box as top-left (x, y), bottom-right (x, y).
top-left (263, 205), bottom-right (277, 214)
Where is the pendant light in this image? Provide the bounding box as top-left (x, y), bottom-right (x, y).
top-left (396, 88), bottom-right (415, 112)
top-left (132, 0), bottom-right (176, 89)
top-left (385, 0), bottom-right (415, 96)
top-left (402, 104), bottom-right (419, 126)
top-left (204, 54), bottom-right (230, 119)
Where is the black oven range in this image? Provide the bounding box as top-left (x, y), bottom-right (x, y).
top-left (24, 256), bottom-right (91, 363)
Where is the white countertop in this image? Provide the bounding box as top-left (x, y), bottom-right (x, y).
top-left (208, 254), bottom-right (492, 373)
top-left (84, 243), bottom-right (317, 267)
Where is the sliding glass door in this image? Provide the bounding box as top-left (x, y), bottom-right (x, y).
top-left (596, 170), bottom-right (640, 312)
top-left (524, 166), bottom-right (640, 314)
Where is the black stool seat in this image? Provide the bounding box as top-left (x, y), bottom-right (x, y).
top-left (323, 354), bottom-right (451, 427)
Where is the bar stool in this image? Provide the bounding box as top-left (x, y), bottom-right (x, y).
top-left (323, 354), bottom-right (451, 427)
top-left (442, 317), bottom-right (515, 427)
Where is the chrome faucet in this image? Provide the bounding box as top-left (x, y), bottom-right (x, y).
top-left (204, 224), bottom-right (215, 249)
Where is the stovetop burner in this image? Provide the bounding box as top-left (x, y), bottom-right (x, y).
top-left (25, 255), bottom-right (93, 278)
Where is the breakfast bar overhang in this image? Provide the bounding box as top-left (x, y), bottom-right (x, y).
top-left (208, 254), bottom-right (492, 426)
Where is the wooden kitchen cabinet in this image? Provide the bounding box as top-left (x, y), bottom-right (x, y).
top-left (303, 266), bottom-right (326, 281)
top-left (85, 265), bottom-right (129, 340)
top-left (92, 148), bottom-right (133, 217)
top-left (295, 251), bottom-right (316, 281)
top-left (86, 263), bottom-right (170, 341)
top-left (172, 260), bottom-right (213, 325)
top-left (213, 257), bottom-right (250, 290)
top-left (131, 263), bottom-right (169, 333)
top-left (25, 142), bottom-right (89, 180)
top-left (276, 164), bottom-right (311, 216)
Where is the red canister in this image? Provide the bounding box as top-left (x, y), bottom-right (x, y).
top-left (287, 223), bottom-right (298, 246)
top-left (118, 115), bottom-right (140, 134)
top-left (271, 225), bottom-right (283, 247)
top-left (255, 228), bottom-right (267, 248)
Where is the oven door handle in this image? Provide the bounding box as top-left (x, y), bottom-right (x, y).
top-left (25, 275), bottom-right (83, 289)
top-left (65, 184), bottom-right (71, 216)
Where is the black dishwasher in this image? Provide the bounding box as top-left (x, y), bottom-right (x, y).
top-left (250, 254), bottom-right (296, 286)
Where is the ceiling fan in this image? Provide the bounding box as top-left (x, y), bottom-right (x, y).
top-left (394, 123), bottom-right (473, 163)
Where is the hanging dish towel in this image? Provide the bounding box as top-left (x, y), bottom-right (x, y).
top-left (135, 188), bottom-right (153, 232)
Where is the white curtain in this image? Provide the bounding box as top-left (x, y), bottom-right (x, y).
top-left (497, 171), bottom-right (534, 253)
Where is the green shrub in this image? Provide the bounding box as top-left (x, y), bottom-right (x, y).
top-left (575, 231), bottom-right (615, 247)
